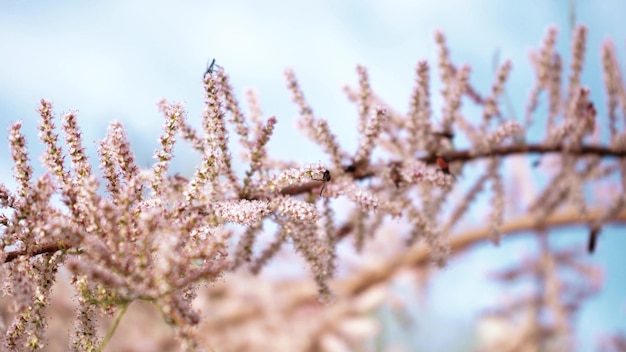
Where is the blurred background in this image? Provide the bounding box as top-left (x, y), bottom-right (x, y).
top-left (1, 0), bottom-right (625, 350)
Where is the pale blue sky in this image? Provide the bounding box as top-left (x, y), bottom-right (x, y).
top-left (1, 1), bottom-right (625, 350)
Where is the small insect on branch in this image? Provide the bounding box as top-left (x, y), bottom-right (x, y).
top-left (436, 155), bottom-right (457, 180)
top-left (311, 169), bottom-right (332, 197)
top-left (203, 58), bottom-right (222, 78)
top-left (588, 226), bottom-right (600, 254)
top-left (390, 161), bottom-right (402, 188)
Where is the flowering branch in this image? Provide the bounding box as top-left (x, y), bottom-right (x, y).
top-left (2, 142), bottom-right (625, 264)
top-left (1, 23), bottom-right (625, 351)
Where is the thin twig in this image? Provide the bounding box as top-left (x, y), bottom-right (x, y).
top-left (97, 302), bottom-right (129, 352)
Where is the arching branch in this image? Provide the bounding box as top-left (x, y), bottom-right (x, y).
top-left (340, 207), bottom-right (626, 296)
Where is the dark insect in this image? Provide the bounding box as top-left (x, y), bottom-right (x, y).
top-left (436, 156), bottom-right (451, 174)
top-left (436, 156), bottom-right (457, 180)
top-left (390, 162), bottom-right (402, 188)
top-left (588, 227), bottom-right (600, 254)
top-left (312, 169), bottom-right (331, 197)
top-left (321, 169), bottom-right (331, 182)
top-left (203, 58), bottom-right (222, 78)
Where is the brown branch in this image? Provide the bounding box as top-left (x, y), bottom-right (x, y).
top-left (3, 144), bottom-right (624, 264)
top-left (4, 242), bottom-right (70, 263)
top-left (274, 207), bottom-right (626, 311)
top-left (381, 143), bottom-right (625, 176)
top-left (425, 143), bottom-right (625, 163)
top-left (338, 207), bottom-right (626, 297)
top-left (318, 143), bottom-right (626, 195)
